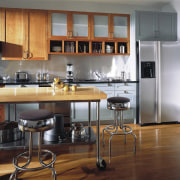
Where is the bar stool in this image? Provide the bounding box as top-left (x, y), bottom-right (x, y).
top-left (102, 97), bottom-right (137, 163)
top-left (10, 109), bottom-right (57, 180)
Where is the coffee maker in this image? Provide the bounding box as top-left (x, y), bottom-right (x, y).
top-left (66, 63), bottom-right (74, 81)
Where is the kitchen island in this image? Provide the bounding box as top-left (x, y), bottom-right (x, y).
top-left (0, 86), bottom-right (107, 169)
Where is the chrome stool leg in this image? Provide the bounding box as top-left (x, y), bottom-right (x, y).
top-left (38, 132), bottom-right (57, 179)
top-left (104, 107), bottom-right (137, 163)
top-left (109, 135), bottom-right (113, 163)
top-left (10, 132), bottom-right (57, 180)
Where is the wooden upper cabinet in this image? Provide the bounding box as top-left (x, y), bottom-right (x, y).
top-left (49, 11), bottom-right (91, 40)
top-left (2, 8), bottom-right (48, 60)
top-left (0, 8), bottom-right (5, 42)
top-left (48, 10), bottom-right (130, 55)
top-left (2, 8), bottom-right (25, 60)
top-left (91, 13), bottom-right (130, 41)
top-left (26, 10), bottom-right (48, 60)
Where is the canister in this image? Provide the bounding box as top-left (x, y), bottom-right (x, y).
top-left (120, 45), bottom-right (125, 54)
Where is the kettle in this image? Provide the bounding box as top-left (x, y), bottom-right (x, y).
top-left (71, 123), bottom-right (86, 139)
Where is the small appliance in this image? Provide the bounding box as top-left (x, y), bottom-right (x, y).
top-left (66, 63), bottom-right (74, 80)
top-left (15, 71), bottom-right (29, 81)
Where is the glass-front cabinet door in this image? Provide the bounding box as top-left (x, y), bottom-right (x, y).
top-left (49, 11), bottom-right (90, 39)
top-left (71, 13), bottom-right (90, 39)
top-left (111, 14), bottom-right (129, 39)
top-left (91, 14), bottom-right (129, 40)
top-left (91, 14), bottom-right (109, 40)
top-left (51, 12), bottom-right (67, 37)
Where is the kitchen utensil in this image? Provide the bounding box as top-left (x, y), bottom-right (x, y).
top-left (42, 73), bottom-right (49, 81)
top-left (106, 45), bottom-right (113, 53)
top-left (120, 45), bottom-right (125, 53)
top-left (71, 123), bottom-right (86, 139)
top-left (2, 75), bottom-right (10, 81)
top-left (36, 72), bottom-right (42, 81)
top-left (0, 121), bottom-right (24, 144)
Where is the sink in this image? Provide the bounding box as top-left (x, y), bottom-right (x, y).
top-left (77, 79), bottom-right (97, 82)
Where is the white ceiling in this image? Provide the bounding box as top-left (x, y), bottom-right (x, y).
top-left (0, 0), bottom-right (175, 6)
top-left (58, 0), bottom-right (172, 5)
top-left (0, 0), bottom-right (176, 12)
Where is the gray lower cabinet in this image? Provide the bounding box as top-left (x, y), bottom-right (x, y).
top-left (71, 83), bottom-right (136, 124)
top-left (94, 83), bottom-right (114, 122)
top-left (5, 85), bottom-right (39, 121)
top-left (135, 11), bottom-right (177, 41)
top-left (71, 83), bottom-right (114, 123)
top-left (114, 83), bottom-right (136, 123)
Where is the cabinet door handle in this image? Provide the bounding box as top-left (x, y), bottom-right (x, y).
top-left (28, 52), bottom-right (33, 59)
top-left (109, 32), bottom-right (114, 39)
top-left (154, 30), bottom-right (159, 38)
top-left (124, 90), bottom-right (128, 94)
top-left (23, 51), bottom-right (28, 59)
top-left (68, 31), bottom-right (73, 38)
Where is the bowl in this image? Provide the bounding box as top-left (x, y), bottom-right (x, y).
top-left (106, 48), bottom-right (113, 53)
top-left (52, 46), bottom-right (62, 52)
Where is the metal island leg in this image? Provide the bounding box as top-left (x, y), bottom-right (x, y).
top-left (96, 101), bottom-right (106, 169)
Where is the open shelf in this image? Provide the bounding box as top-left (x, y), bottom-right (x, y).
top-left (48, 39), bottom-right (129, 55)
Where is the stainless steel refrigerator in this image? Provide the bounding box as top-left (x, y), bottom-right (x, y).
top-left (138, 41), bottom-right (180, 125)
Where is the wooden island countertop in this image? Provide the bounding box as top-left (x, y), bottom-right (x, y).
top-left (0, 86), bottom-right (107, 103)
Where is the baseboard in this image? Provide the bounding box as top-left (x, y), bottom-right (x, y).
top-left (73, 119), bottom-right (134, 126)
top-left (139, 121), bottom-right (178, 127)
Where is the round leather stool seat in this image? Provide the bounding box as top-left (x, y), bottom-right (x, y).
top-left (18, 109), bottom-right (55, 132)
top-left (19, 109), bottom-right (54, 120)
top-left (107, 97), bottom-right (130, 110)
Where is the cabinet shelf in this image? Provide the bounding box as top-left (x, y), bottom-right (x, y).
top-left (48, 39), bottom-right (129, 55)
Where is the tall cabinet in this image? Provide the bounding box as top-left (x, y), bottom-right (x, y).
top-left (2, 8), bottom-right (48, 60)
top-left (2, 8), bottom-right (25, 60)
top-left (0, 8), bottom-right (5, 42)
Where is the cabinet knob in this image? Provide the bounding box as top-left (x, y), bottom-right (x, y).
top-left (124, 90), bottom-right (128, 94)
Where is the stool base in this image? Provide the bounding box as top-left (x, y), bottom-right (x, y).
top-left (102, 110), bottom-right (137, 163)
top-left (10, 131), bottom-right (56, 180)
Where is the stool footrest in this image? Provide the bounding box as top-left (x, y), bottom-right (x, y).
top-left (104, 124), bottom-right (133, 135)
top-left (13, 149), bottom-right (56, 171)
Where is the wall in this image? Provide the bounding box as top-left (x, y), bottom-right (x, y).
top-left (0, 2), bottom-right (172, 81)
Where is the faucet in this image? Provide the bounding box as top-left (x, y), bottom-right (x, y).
top-left (94, 72), bottom-right (101, 80)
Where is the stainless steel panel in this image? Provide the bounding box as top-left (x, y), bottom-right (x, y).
top-left (140, 79), bottom-right (157, 124)
top-left (139, 41), bottom-right (157, 63)
top-left (160, 42), bottom-right (180, 122)
top-left (139, 41), bottom-right (158, 124)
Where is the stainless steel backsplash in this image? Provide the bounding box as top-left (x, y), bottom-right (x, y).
top-left (0, 55), bottom-right (136, 81)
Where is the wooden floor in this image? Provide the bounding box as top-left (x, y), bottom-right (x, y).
top-left (1, 124), bottom-right (180, 180)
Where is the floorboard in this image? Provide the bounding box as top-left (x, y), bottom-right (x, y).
top-left (1, 124), bottom-right (180, 180)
